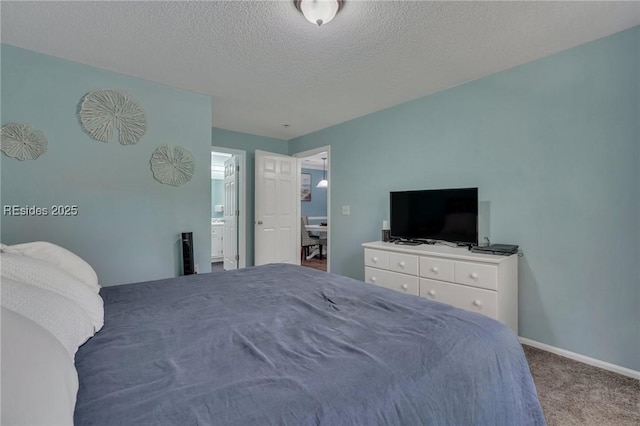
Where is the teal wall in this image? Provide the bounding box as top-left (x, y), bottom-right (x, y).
top-left (5, 25), bottom-right (635, 371)
top-left (1, 44), bottom-right (213, 286)
top-left (212, 127), bottom-right (288, 266)
top-left (212, 179), bottom-right (224, 219)
top-left (289, 27), bottom-right (640, 371)
top-left (301, 168), bottom-right (328, 219)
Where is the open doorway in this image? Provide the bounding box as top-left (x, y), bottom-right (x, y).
top-left (211, 148), bottom-right (247, 271)
top-left (295, 147), bottom-right (330, 272)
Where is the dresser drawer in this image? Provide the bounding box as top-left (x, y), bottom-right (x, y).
top-left (454, 261), bottom-right (498, 291)
top-left (419, 278), bottom-right (497, 319)
top-left (419, 256), bottom-right (454, 282)
top-left (388, 253), bottom-right (419, 275)
top-left (365, 267), bottom-right (419, 296)
top-left (364, 249), bottom-right (389, 269)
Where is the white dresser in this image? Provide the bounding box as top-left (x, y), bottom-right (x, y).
top-left (362, 241), bottom-right (518, 333)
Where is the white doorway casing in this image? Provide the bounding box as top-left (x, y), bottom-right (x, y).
top-left (212, 147), bottom-right (247, 269)
top-left (223, 155), bottom-right (239, 270)
top-left (294, 146), bottom-right (331, 272)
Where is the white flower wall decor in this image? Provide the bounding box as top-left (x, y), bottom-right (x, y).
top-left (150, 145), bottom-right (195, 187)
top-left (0, 123), bottom-right (48, 161)
top-left (79, 89), bottom-right (147, 145)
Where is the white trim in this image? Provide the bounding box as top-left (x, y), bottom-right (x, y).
top-left (294, 146), bottom-right (331, 273)
top-left (519, 337), bottom-right (640, 380)
top-left (212, 146), bottom-right (247, 269)
top-left (301, 164), bottom-right (324, 171)
top-left (298, 157), bottom-right (302, 266)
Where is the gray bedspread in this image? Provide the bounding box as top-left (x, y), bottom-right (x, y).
top-left (74, 264), bottom-right (545, 425)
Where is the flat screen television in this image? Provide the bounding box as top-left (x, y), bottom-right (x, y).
top-left (390, 188), bottom-right (478, 245)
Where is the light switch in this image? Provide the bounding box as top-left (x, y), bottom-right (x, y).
top-left (342, 205), bottom-right (350, 215)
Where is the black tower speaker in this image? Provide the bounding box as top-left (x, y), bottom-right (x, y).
top-left (181, 232), bottom-right (195, 275)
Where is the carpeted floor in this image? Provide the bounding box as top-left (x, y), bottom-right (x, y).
top-left (523, 345), bottom-right (640, 425)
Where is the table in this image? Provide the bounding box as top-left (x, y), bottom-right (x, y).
top-left (304, 225), bottom-right (327, 260)
top-left (305, 225), bottom-right (327, 233)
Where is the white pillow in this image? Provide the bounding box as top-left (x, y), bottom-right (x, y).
top-left (1, 307), bottom-right (78, 426)
top-left (1, 252), bottom-right (104, 332)
top-left (1, 277), bottom-right (96, 357)
top-left (2, 241), bottom-right (100, 293)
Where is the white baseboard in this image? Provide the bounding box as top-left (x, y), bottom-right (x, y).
top-left (519, 337), bottom-right (640, 380)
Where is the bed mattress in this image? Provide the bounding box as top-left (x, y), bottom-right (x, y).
top-left (74, 263), bottom-right (545, 425)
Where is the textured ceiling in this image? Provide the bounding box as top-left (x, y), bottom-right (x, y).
top-left (2, 1), bottom-right (639, 140)
top-left (300, 151), bottom-right (329, 170)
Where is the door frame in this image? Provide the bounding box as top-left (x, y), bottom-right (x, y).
top-left (293, 145), bottom-right (331, 272)
top-left (222, 155), bottom-right (239, 270)
top-left (212, 146), bottom-right (247, 268)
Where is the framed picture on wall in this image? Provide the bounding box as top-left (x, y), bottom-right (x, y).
top-left (301, 173), bottom-right (311, 202)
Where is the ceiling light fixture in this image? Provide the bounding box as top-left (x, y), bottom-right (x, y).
top-left (294, 0), bottom-right (343, 27)
top-left (317, 157), bottom-right (328, 188)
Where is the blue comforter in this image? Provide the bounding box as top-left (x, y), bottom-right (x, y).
top-left (74, 264), bottom-right (545, 425)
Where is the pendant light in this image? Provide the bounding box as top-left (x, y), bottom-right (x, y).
top-left (295, 0), bottom-right (343, 27)
top-left (317, 157), bottom-right (328, 188)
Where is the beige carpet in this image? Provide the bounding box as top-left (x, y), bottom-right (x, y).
top-left (523, 345), bottom-right (640, 425)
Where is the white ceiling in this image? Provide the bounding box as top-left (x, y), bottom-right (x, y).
top-left (300, 151), bottom-right (329, 170)
top-left (2, 1), bottom-right (639, 140)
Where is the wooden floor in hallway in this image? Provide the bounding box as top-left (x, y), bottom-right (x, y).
top-left (301, 256), bottom-right (327, 272)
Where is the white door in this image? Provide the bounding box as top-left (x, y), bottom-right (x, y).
top-left (255, 150), bottom-right (300, 265)
top-left (223, 156), bottom-right (239, 270)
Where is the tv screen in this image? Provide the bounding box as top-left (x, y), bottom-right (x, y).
top-left (390, 188), bottom-right (478, 244)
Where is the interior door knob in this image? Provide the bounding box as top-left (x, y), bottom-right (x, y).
top-left (257, 220), bottom-right (263, 225)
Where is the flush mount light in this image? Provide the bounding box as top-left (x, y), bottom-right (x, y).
top-left (294, 0), bottom-right (344, 27)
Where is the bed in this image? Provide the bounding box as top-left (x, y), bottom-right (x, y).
top-left (1, 243), bottom-right (546, 425)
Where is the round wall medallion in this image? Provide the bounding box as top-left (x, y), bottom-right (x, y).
top-left (150, 145), bottom-right (195, 187)
top-left (79, 89), bottom-right (147, 145)
top-left (0, 123), bottom-right (48, 161)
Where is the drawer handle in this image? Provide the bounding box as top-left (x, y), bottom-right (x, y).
top-left (370, 277), bottom-right (377, 283)
top-left (401, 284), bottom-right (408, 290)
top-left (372, 257), bottom-right (378, 263)
top-left (473, 300), bottom-right (482, 307)
top-left (431, 266), bottom-right (439, 273)
top-left (428, 290), bottom-right (436, 297)
top-left (470, 272), bottom-right (479, 280)
top-left (399, 261), bottom-right (405, 268)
